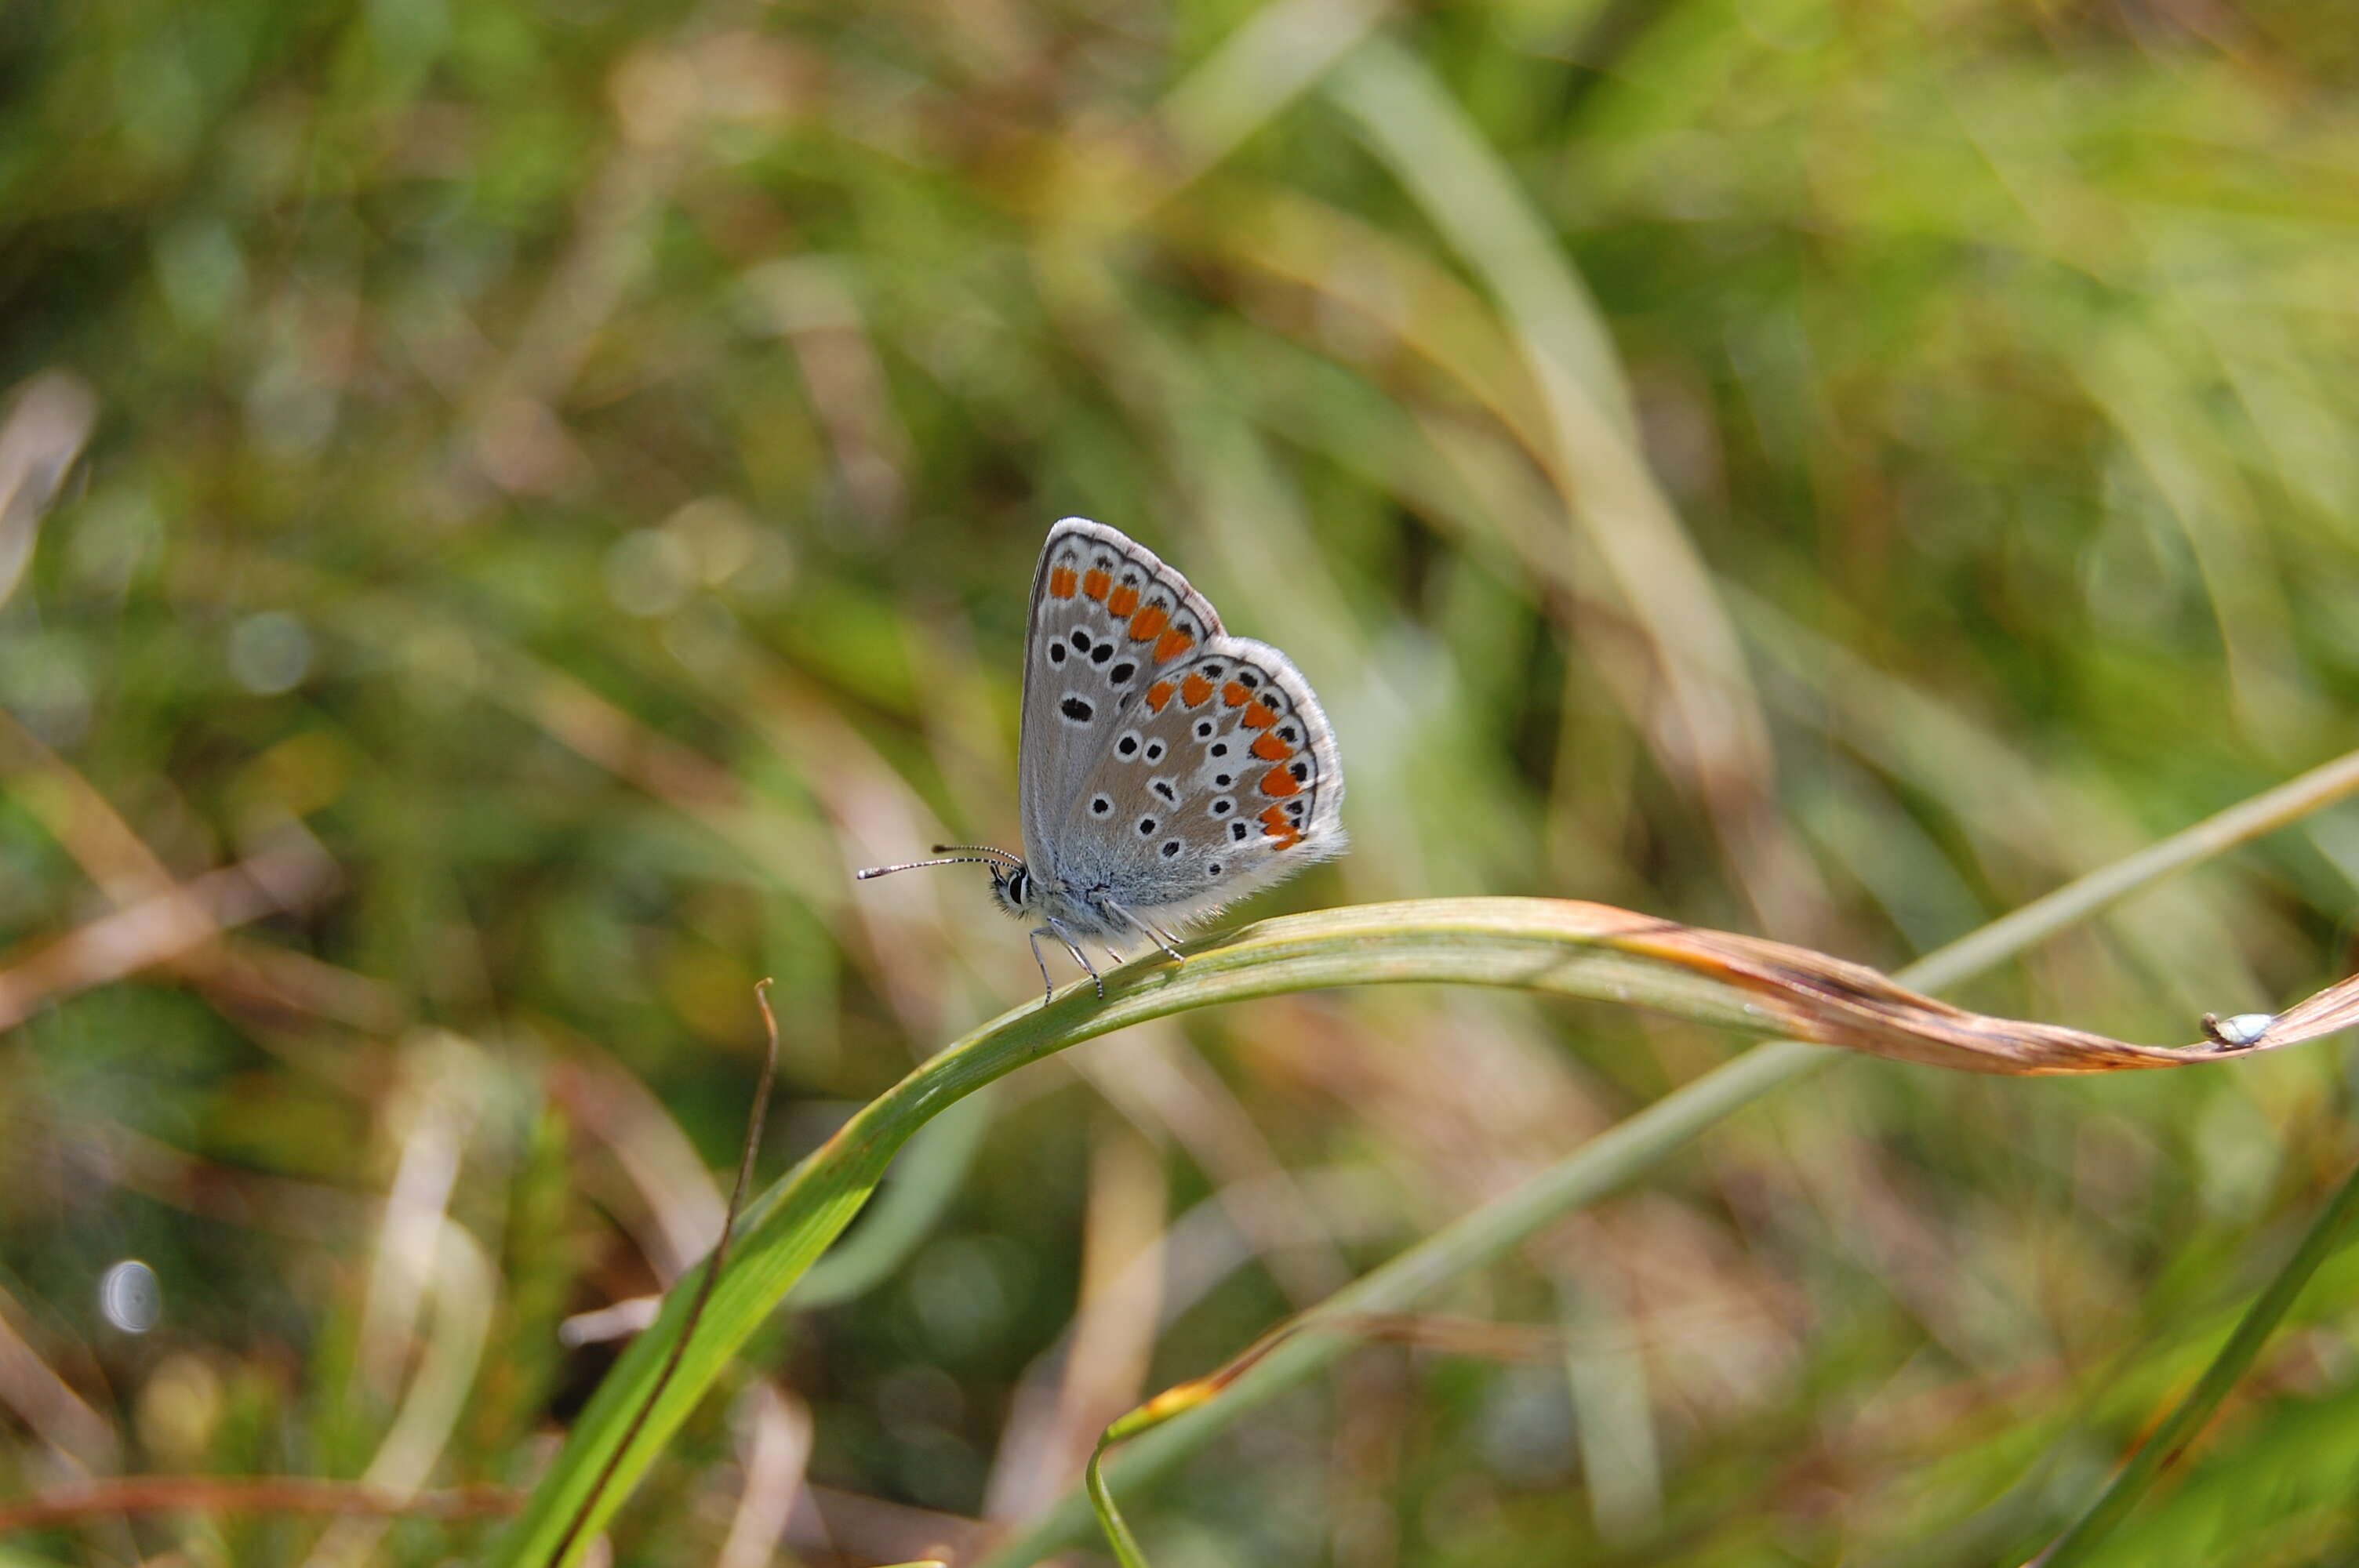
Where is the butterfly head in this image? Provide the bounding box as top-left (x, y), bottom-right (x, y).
top-left (989, 862), bottom-right (1035, 916)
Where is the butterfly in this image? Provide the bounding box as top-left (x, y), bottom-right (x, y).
top-left (860, 517), bottom-right (1347, 1003)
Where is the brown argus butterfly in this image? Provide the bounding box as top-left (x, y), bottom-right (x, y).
top-left (860, 518), bottom-right (1347, 1002)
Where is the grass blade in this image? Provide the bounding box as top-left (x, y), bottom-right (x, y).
top-left (2031, 1156), bottom-right (2359, 1568)
top-left (500, 748), bottom-right (2359, 1566)
top-left (976, 743), bottom-right (2359, 1566)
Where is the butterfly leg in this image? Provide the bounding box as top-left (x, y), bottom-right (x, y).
top-left (1030, 920), bottom-right (1103, 1004)
top-left (1100, 898), bottom-right (1187, 965)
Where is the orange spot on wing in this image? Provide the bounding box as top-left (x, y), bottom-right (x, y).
top-left (1146, 681), bottom-right (1176, 713)
top-left (1084, 569), bottom-right (1111, 600)
top-left (1154, 629), bottom-right (1194, 662)
top-left (1180, 673), bottom-right (1215, 707)
top-left (1221, 682), bottom-right (1250, 707)
top-left (1259, 805), bottom-right (1289, 829)
top-left (1250, 731), bottom-right (1292, 761)
top-left (1049, 566), bottom-right (1078, 598)
top-left (1239, 702), bottom-right (1277, 729)
top-left (1129, 604), bottom-right (1169, 641)
top-left (1260, 764), bottom-right (1301, 797)
top-left (1108, 584), bottom-right (1140, 616)
top-left (1257, 806), bottom-right (1299, 849)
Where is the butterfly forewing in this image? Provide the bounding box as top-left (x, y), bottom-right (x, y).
top-left (1019, 518), bottom-right (1224, 873)
top-left (1049, 636), bottom-right (1345, 926)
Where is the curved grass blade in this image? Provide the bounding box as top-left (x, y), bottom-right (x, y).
top-left (976, 743), bottom-right (2359, 1567)
top-left (786, 1085), bottom-right (998, 1310)
top-left (500, 746), bottom-right (2359, 1567)
top-left (1328, 39), bottom-right (1808, 930)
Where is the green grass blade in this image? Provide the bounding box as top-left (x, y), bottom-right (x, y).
top-left (974, 745), bottom-right (2359, 1566)
top-left (493, 898), bottom-right (1829, 1566)
top-left (1087, 1439), bottom-right (1153, 1568)
top-left (785, 1084), bottom-right (998, 1311)
top-left (500, 749), bottom-right (2359, 1566)
top-left (2034, 1156), bottom-right (2359, 1568)
top-left (1326, 39), bottom-right (1801, 926)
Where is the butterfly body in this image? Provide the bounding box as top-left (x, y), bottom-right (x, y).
top-left (861, 517), bottom-right (1346, 1002)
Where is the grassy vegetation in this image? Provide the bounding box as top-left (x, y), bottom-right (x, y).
top-left (5, 1), bottom-right (2359, 1564)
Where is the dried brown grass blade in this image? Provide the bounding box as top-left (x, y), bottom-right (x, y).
top-left (1583, 902), bottom-right (2350, 1073)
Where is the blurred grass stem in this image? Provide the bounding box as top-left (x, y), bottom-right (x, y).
top-left (2032, 1152), bottom-right (2359, 1566)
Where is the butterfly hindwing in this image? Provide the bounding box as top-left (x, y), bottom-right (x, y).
top-left (1049, 637), bottom-right (1345, 927)
top-left (1019, 518), bottom-right (1224, 873)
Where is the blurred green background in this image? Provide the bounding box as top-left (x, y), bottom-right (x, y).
top-left (5, 0), bottom-right (2359, 1563)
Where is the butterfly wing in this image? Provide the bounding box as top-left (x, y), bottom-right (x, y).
top-left (1045, 636), bottom-right (1345, 930)
top-left (1020, 519), bottom-right (1225, 874)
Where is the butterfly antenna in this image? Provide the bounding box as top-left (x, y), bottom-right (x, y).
top-left (856, 855), bottom-right (1012, 880)
top-left (930, 843), bottom-right (1024, 865)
